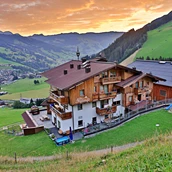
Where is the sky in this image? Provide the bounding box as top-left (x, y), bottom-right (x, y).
top-left (0, 0), bottom-right (171, 36)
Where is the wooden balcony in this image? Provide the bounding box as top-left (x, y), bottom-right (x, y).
top-left (93, 91), bottom-right (117, 101)
top-left (101, 76), bottom-right (121, 85)
top-left (51, 106), bottom-right (72, 120)
top-left (134, 86), bottom-right (151, 95)
top-left (50, 92), bottom-right (68, 105)
top-left (96, 106), bottom-right (117, 116)
top-left (75, 96), bottom-right (90, 104)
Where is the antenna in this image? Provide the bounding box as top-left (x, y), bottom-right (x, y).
top-left (76, 47), bottom-right (80, 60)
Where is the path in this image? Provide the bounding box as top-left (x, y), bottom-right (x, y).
top-left (10, 141), bottom-right (143, 162)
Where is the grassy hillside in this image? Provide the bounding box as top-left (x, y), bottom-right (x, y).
top-left (136, 21), bottom-right (172, 59)
top-left (0, 133), bottom-right (171, 171)
top-left (0, 108), bottom-right (172, 157)
top-left (0, 108), bottom-right (25, 127)
top-left (1, 78), bottom-right (49, 100)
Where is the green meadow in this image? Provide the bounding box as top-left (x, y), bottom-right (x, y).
top-left (1, 78), bottom-right (49, 100)
top-left (0, 108), bottom-right (172, 157)
top-left (136, 21), bottom-right (172, 59)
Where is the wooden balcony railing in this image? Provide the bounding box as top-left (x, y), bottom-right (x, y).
top-left (92, 91), bottom-right (117, 101)
top-left (101, 76), bottom-right (121, 85)
top-left (50, 92), bottom-right (68, 105)
top-left (134, 86), bottom-right (151, 95)
top-left (51, 106), bottom-right (72, 120)
top-left (96, 106), bottom-right (117, 116)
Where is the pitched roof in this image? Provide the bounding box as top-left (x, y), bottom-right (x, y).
top-left (116, 72), bottom-right (165, 88)
top-left (22, 112), bottom-right (36, 128)
top-left (128, 60), bottom-right (172, 87)
top-left (42, 60), bottom-right (140, 90)
top-left (116, 73), bottom-right (144, 88)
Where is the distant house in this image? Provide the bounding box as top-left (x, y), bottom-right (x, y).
top-left (41, 58), bottom-right (165, 133)
top-left (0, 99), bottom-right (5, 106)
top-left (20, 98), bottom-right (31, 104)
top-left (128, 60), bottom-right (172, 101)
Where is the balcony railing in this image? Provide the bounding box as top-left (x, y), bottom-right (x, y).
top-left (92, 91), bottom-right (117, 101)
top-left (134, 86), bottom-right (151, 95)
top-left (50, 92), bottom-right (68, 105)
top-left (51, 106), bottom-right (72, 120)
top-left (96, 106), bottom-right (117, 116)
top-left (101, 76), bottom-right (121, 85)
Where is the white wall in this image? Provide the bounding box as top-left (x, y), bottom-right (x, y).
top-left (52, 93), bottom-right (125, 131)
top-left (51, 110), bottom-right (73, 132)
top-left (73, 102), bottom-right (98, 130)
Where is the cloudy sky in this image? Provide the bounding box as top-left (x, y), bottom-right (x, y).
top-left (0, 0), bottom-right (171, 36)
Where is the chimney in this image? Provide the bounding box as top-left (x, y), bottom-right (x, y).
top-left (85, 67), bottom-right (91, 73)
top-left (64, 70), bottom-right (68, 75)
top-left (77, 64), bottom-right (81, 70)
top-left (82, 58), bottom-right (87, 63)
top-left (70, 64), bottom-right (74, 69)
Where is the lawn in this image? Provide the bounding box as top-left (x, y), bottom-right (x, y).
top-left (136, 21), bottom-right (172, 59)
top-left (1, 78), bottom-right (49, 100)
top-left (0, 109), bottom-right (172, 157)
top-left (0, 107), bottom-right (25, 127)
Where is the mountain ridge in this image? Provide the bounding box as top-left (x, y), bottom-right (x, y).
top-left (100, 11), bottom-right (172, 63)
top-left (0, 31), bottom-right (123, 72)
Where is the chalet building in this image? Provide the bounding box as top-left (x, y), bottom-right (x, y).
top-left (42, 59), bottom-right (165, 133)
top-left (128, 60), bottom-right (172, 101)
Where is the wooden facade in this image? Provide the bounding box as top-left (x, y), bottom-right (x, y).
top-left (51, 106), bottom-right (72, 120)
top-left (123, 77), bottom-right (153, 107)
top-left (153, 84), bottom-right (172, 101)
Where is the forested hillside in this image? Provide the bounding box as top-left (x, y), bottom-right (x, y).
top-left (100, 11), bottom-right (172, 63)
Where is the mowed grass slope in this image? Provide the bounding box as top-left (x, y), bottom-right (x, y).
top-left (136, 21), bottom-right (172, 59)
top-left (0, 108), bottom-right (25, 127)
top-left (0, 108), bottom-right (172, 157)
top-left (1, 78), bottom-right (49, 100)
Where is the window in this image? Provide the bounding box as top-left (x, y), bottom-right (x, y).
top-left (92, 102), bottom-right (97, 108)
top-left (135, 82), bottom-right (139, 88)
top-left (160, 90), bottom-right (166, 97)
top-left (140, 81), bottom-right (143, 88)
top-left (78, 120), bottom-right (83, 127)
top-left (80, 90), bottom-right (84, 96)
top-left (110, 71), bottom-right (116, 77)
top-left (104, 99), bottom-right (109, 105)
top-left (117, 89), bottom-right (121, 94)
top-left (129, 96), bottom-right (132, 102)
top-left (58, 120), bottom-right (61, 128)
top-left (102, 71), bottom-right (108, 78)
top-left (113, 101), bottom-right (120, 106)
top-left (77, 104), bottom-right (83, 110)
top-left (105, 115), bottom-right (109, 119)
top-left (100, 99), bottom-right (109, 108)
top-left (100, 85), bottom-right (104, 92)
top-left (94, 86), bottom-right (97, 92)
top-left (104, 85), bottom-right (108, 93)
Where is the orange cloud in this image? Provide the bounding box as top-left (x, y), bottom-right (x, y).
top-left (0, 0), bottom-right (171, 35)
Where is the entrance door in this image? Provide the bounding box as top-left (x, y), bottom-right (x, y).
top-left (92, 117), bottom-right (97, 125)
top-left (138, 94), bottom-right (141, 101)
top-left (54, 117), bottom-right (57, 125)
